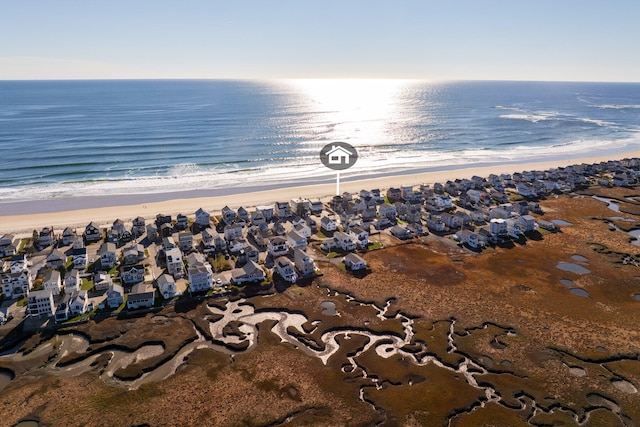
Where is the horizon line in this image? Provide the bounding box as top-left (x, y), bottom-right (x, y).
top-left (1, 77), bottom-right (640, 84)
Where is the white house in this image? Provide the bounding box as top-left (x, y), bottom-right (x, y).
top-left (43, 270), bottom-right (62, 296)
top-left (127, 283), bottom-right (155, 310)
top-left (1, 270), bottom-right (33, 299)
top-left (268, 236), bottom-right (289, 258)
top-left (379, 203), bottom-right (397, 221)
top-left (517, 215), bottom-right (537, 233)
top-left (72, 247), bottom-right (88, 269)
top-left (27, 289), bottom-right (55, 317)
top-left (106, 284), bottom-right (124, 308)
top-left (230, 260), bottom-right (265, 285)
top-left (293, 223), bottom-right (312, 239)
top-left (64, 269), bottom-right (81, 294)
top-left (333, 231), bottom-right (357, 251)
top-left (121, 264), bottom-right (145, 285)
top-left (489, 218), bottom-right (508, 236)
top-left (256, 205), bottom-right (274, 222)
top-left (94, 272), bottom-right (113, 292)
top-left (188, 260), bottom-right (213, 293)
top-left (157, 274), bottom-right (180, 299)
top-left (123, 243), bottom-right (145, 265)
top-left (69, 290), bottom-right (89, 316)
top-left (61, 227), bottom-right (76, 246)
top-left (286, 230), bottom-right (307, 251)
top-left (293, 248), bottom-right (316, 277)
top-left (320, 216), bottom-right (337, 232)
top-left (457, 230), bottom-right (483, 249)
top-left (349, 226), bottom-right (369, 249)
top-left (343, 253), bottom-right (367, 271)
top-left (165, 247), bottom-right (184, 279)
top-left (228, 238), bottom-right (248, 254)
top-left (275, 257), bottom-right (298, 283)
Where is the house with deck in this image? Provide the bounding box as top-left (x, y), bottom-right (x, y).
top-left (195, 208), bottom-right (211, 229)
top-left (157, 274), bottom-right (180, 299)
top-left (230, 260), bottom-right (265, 285)
top-left (293, 248), bottom-right (315, 277)
top-left (1, 270), bottom-right (33, 299)
top-left (46, 249), bottom-right (66, 269)
top-left (343, 253), bottom-right (367, 271)
top-left (43, 270), bottom-right (62, 296)
top-left (106, 284), bottom-right (124, 308)
top-left (94, 272), bottom-right (113, 292)
top-left (69, 290), bottom-right (89, 316)
top-left (121, 264), bottom-right (145, 285)
top-left (98, 242), bottom-right (117, 270)
top-left (275, 257), bottom-right (298, 283)
top-left (64, 269), bottom-right (81, 294)
top-left (28, 289), bottom-right (55, 317)
top-left (268, 236), bottom-right (289, 258)
top-left (127, 283), bottom-right (155, 310)
top-left (165, 248), bottom-right (184, 279)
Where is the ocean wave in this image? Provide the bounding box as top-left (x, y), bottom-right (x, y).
top-left (595, 104), bottom-right (640, 110)
top-left (498, 112), bottom-right (559, 123)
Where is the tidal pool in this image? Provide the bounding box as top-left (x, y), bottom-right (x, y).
top-left (556, 262), bottom-right (591, 275)
top-left (560, 279), bottom-right (574, 287)
top-left (320, 301), bottom-right (338, 316)
top-left (569, 288), bottom-right (590, 298)
top-left (571, 254), bottom-right (588, 262)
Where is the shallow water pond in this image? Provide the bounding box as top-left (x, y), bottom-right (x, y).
top-left (560, 279), bottom-right (574, 287)
top-left (320, 301), bottom-right (338, 316)
top-left (571, 254), bottom-right (588, 262)
top-left (569, 288), bottom-right (590, 298)
top-left (556, 262), bottom-right (591, 275)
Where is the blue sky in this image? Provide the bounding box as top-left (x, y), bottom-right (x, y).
top-left (1, 0), bottom-right (639, 81)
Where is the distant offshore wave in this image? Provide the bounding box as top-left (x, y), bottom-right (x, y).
top-left (1, 79), bottom-right (640, 204)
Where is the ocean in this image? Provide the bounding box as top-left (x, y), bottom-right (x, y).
top-left (1, 79), bottom-right (640, 206)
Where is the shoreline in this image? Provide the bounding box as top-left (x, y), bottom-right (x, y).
top-left (2, 150), bottom-right (640, 235)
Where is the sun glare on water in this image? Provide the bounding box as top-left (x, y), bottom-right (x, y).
top-left (286, 78), bottom-right (416, 149)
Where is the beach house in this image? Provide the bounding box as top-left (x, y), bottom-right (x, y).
top-left (165, 248), bottom-right (184, 279)
top-left (221, 206), bottom-right (237, 225)
top-left (195, 208), bottom-right (211, 229)
top-left (1, 270), bottom-right (33, 299)
top-left (343, 253), bottom-right (367, 271)
top-left (98, 242), bottom-right (117, 270)
top-left (230, 260), bottom-right (265, 285)
top-left (46, 249), bottom-right (66, 269)
top-left (268, 236), bottom-right (289, 258)
top-left (85, 222), bottom-right (101, 243)
top-left (64, 269), bottom-right (81, 294)
top-left (293, 248), bottom-right (315, 277)
top-left (106, 284), bottom-right (124, 308)
top-left (157, 274), bottom-right (179, 299)
top-left (68, 290), bottom-right (89, 316)
top-left (43, 270), bottom-right (62, 296)
top-left (120, 264), bottom-right (145, 285)
top-left (275, 257), bottom-right (298, 283)
top-left (27, 289), bottom-right (55, 317)
top-left (127, 283), bottom-right (155, 310)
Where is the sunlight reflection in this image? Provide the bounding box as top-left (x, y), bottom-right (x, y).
top-left (285, 79), bottom-right (415, 148)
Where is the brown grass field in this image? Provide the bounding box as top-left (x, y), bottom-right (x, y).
top-left (1, 190), bottom-right (640, 426)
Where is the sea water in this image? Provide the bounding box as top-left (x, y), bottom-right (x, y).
top-left (1, 79), bottom-right (640, 204)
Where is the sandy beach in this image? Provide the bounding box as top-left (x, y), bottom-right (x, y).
top-left (2, 150), bottom-right (640, 236)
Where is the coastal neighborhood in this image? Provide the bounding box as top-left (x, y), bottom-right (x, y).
top-left (2, 157), bottom-right (640, 328)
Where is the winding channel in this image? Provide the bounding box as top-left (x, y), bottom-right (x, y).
top-left (0, 288), bottom-right (633, 425)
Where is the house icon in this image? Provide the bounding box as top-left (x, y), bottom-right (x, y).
top-left (325, 145), bottom-right (353, 165)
